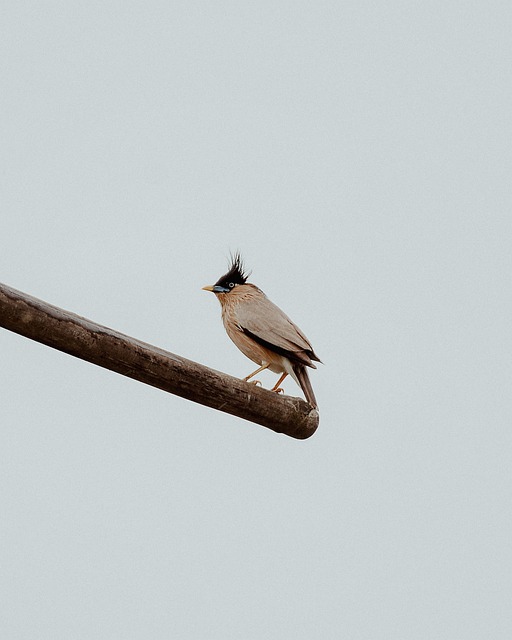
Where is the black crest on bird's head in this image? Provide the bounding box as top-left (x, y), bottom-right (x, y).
top-left (214, 252), bottom-right (250, 291)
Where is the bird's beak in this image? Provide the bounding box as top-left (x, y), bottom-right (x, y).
top-left (203, 284), bottom-right (230, 293)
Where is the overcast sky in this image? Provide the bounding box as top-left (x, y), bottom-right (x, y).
top-left (1, 2), bottom-right (511, 638)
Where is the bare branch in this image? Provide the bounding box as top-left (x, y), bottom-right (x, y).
top-left (0, 283), bottom-right (319, 439)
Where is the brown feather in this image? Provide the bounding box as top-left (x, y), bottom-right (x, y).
top-left (212, 282), bottom-right (320, 408)
top-left (230, 285), bottom-right (320, 365)
top-left (292, 364), bottom-right (318, 409)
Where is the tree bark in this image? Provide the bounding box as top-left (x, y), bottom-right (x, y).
top-left (0, 283), bottom-right (319, 439)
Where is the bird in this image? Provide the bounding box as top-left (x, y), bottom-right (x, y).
top-left (202, 253), bottom-right (321, 409)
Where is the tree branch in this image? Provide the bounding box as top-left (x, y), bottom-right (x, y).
top-left (0, 282), bottom-right (319, 439)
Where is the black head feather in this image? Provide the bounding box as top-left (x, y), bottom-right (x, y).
top-left (214, 253), bottom-right (250, 291)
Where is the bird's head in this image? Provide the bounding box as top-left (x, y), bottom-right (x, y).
top-left (202, 253), bottom-right (250, 295)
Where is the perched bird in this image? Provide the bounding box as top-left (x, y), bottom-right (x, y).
top-left (202, 254), bottom-right (320, 408)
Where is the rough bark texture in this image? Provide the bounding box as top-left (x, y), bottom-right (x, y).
top-left (0, 283), bottom-right (319, 439)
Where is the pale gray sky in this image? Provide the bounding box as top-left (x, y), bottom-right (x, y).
top-left (1, 2), bottom-right (511, 638)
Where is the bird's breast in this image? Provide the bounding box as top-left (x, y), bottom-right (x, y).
top-left (220, 296), bottom-right (288, 373)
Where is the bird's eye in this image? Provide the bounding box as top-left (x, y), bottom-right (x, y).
top-left (228, 282), bottom-right (235, 288)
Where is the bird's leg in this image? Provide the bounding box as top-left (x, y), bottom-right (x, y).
top-left (243, 363), bottom-right (270, 386)
top-left (271, 372), bottom-right (288, 394)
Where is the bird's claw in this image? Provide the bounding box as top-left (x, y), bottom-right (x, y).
top-left (247, 379), bottom-right (262, 386)
top-left (272, 387), bottom-right (284, 394)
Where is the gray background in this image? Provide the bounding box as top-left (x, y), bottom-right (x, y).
top-left (1, 2), bottom-right (511, 638)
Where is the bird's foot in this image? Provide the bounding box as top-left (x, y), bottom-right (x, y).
top-left (272, 387), bottom-right (284, 394)
top-left (247, 379), bottom-right (262, 386)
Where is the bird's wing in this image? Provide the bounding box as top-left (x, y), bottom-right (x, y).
top-left (235, 294), bottom-right (318, 365)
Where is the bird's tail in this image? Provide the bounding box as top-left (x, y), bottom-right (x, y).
top-left (293, 364), bottom-right (318, 409)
